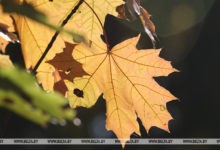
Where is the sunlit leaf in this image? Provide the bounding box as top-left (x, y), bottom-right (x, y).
top-left (65, 35), bottom-right (177, 147)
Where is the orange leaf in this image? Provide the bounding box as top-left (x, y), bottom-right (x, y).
top-left (47, 42), bottom-right (88, 82)
top-left (47, 42), bottom-right (88, 95)
top-left (65, 35), bottom-right (177, 147)
top-left (12, 14), bottom-right (65, 91)
top-left (12, 0), bottom-right (123, 91)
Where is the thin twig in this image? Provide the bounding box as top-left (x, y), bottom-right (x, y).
top-left (33, 0), bottom-right (84, 74)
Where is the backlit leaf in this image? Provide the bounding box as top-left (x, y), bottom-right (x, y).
top-left (62, 0), bottom-right (124, 44)
top-left (47, 42), bottom-right (88, 82)
top-left (13, 13), bottom-right (65, 90)
top-left (65, 35), bottom-right (177, 146)
top-left (10, 0), bottom-right (123, 91)
top-left (47, 42), bottom-right (88, 95)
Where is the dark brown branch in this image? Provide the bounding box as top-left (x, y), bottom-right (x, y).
top-left (33, 0), bottom-right (84, 74)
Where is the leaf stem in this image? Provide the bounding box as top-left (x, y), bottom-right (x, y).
top-left (33, 0), bottom-right (84, 74)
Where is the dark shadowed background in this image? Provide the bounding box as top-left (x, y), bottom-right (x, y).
top-left (1, 0), bottom-right (220, 149)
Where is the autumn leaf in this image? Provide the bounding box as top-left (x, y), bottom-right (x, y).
top-left (52, 69), bottom-right (68, 95)
top-left (10, 0), bottom-right (123, 91)
top-left (11, 0), bottom-right (123, 43)
top-left (48, 42), bottom-right (88, 82)
top-left (2, 0), bottom-right (176, 146)
top-left (12, 12), bottom-right (65, 91)
top-left (125, 0), bottom-right (157, 48)
top-left (62, 0), bottom-right (124, 44)
top-left (47, 42), bottom-right (88, 95)
top-left (10, 0), bottom-right (80, 91)
top-left (65, 35), bottom-right (177, 146)
top-left (0, 5), bottom-right (18, 53)
top-left (0, 54), bottom-right (13, 67)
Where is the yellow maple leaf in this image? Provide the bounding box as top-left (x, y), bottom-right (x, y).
top-left (12, 0), bottom-right (123, 91)
top-left (11, 0), bottom-right (78, 90)
top-left (62, 0), bottom-right (124, 44)
top-left (65, 36), bottom-right (177, 147)
top-left (13, 14), bottom-right (65, 91)
top-left (16, 0), bottom-right (123, 43)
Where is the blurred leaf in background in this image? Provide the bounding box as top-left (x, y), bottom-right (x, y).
top-left (0, 57), bottom-right (75, 125)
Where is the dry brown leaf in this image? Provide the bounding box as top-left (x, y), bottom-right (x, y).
top-left (47, 42), bottom-right (88, 82)
top-left (126, 0), bottom-right (157, 48)
top-left (52, 69), bottom-right (68, 95)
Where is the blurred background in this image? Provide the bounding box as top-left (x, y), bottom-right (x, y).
top-left (1, 0), bottom-right (220, 149)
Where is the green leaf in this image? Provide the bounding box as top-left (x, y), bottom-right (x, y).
top-left (0, 66), bottom-right (75, 125)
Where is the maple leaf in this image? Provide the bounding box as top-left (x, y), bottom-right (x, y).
top-left (10, 0), bottom-right (79, 90)
top-left (14, 0), bottom-right (123, 43)
top-left (61, 0), bottom-right (124, 44)
top-left (65, 35), bottom-right (177, 146)
top-left (12, 13), bottom-right (65, 91)
top-left (11, 0), bottom-right (123, 91)
top-left (10, 0), bottom-right (87, 91)
top-left (47, 42), bottom-right (88, 95)
top-left (47, 42), bottom-right (88, 82)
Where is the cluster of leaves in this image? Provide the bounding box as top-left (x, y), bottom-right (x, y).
top-left (0, 0), bottom-right (75, 126)
top-left (0, 0), bottom-right (178, 148)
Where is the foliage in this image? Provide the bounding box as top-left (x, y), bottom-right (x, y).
top-left (0, 58), bottom-right (75, 125)
top-left (0, 0), bottom-right (178, 148)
